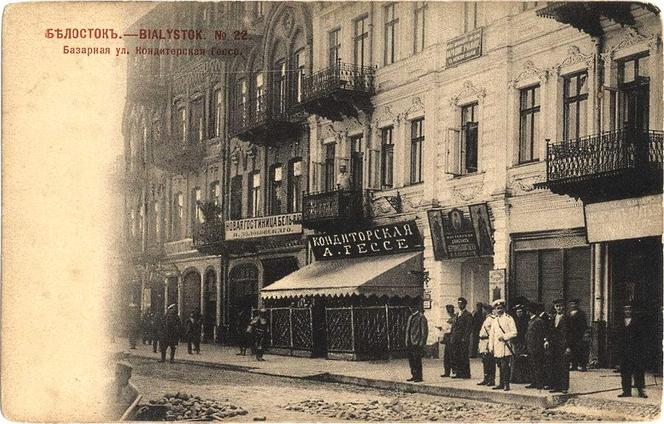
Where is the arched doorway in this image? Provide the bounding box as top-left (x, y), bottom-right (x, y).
top-left (203, 269), bottom-right (217, 342)
top-left (228, 263), bottom-right (259, 344)
top-left (182, 271), bottom-right (201, 320)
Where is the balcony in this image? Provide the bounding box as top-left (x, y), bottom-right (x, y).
top-left (302, 189), bottom-right (370, 231)
top-left (229, 95), bottom-right (300, 145)
top-left (535, 2), bottom-right (651, 37)
top-left (297, 61), bottom-right (375, 121)
top-left (539, 129), bottom-right (663, 202)
top-left (152, 138), bottom-right (206, 175)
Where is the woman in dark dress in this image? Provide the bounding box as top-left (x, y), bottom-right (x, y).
top-left (510, 304), bottom-right (531, 384)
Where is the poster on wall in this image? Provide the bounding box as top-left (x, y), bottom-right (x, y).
top-left (427, 209), bottom-right (448, 260)
top-left (440, 208), bottom-right (479, 259)
top-left (489, 269), bottom-right (506, 303)
top-left (469, 203), bottom-right (494, 256)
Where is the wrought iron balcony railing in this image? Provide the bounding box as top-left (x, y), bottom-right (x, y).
top-left (546, 129), bottom-right (663, 183)
top-left (542, 128), bottom-right (663, 201)
top-left (302, 189), bottom-right (369, 230)
top-left (192, 220), bottom-right (225, 254)
top-left (228, 93), bottom-right (297, 143)
top-left (298, 61), bottom-right (375, 121)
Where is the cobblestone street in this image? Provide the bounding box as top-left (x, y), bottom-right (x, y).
top-left (127, 357), bottom-right (621, 422)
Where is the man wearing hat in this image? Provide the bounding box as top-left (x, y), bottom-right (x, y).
top-left (405, 305), bottom-right (428, 382)
top-left (525, 302), bottom-right (547, 389)
top-left (451, 297), bottom-right (473, 379)
top-left (618, 304), bottom-right (648, 398)
top-left (159, 304), bottom-right (181, 363)
top-left (567, 299), bottom-right (588, 372)
top-left (488, 299), bottom-right (517, 391)
top-left (476, 303), bottom-right (496, 386)
top-left (547, 299), bottom-right (570, 393)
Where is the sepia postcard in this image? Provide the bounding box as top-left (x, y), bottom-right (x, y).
top-left (2, 1), bottom-right (662, 422)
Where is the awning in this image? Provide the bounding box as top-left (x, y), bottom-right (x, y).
top-left (261, 251), bottom-right (423, 299)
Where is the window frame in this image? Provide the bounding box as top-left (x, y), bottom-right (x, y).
top-left (328, 28), bottom-right (341, 67)
top-left (410, 118), bottom-right (425, 184)
top-left (248, 171), bottom-right (261, 218)
top-left (381, 126), bottom-right (394, 189)
top-left (324, 142), bottom-right (336, 192)
top-left (518, 84), bottom-right (541, 163)
top-left (287, 158), bottom-right (303, 213)
top-left (460, 103), bottom-right (479, 174)
top-left (269, 164), bottom-right (283, 215)
top-left (413, 1), bottom-right (427, 54)
top-left (384, 3), bottom-right (398, 65)
top-left (563, 71), bottom-right (588, 142)
top-left (353, 15), bottom-right (370, 68)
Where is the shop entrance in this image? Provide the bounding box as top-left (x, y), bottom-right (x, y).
top-left (229, 264), bottom-right (259, 345)
top-left (182, 271), bottom-right (201, 320)
top-left (203, 270), bottom-right (217, 342)
top-left (608, 236), bottom-right (662, 371)
top-left (460, 258), bottom-right (492, 307)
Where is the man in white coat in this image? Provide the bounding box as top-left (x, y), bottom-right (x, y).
top-left (488, 299), bottom-right (517, 391)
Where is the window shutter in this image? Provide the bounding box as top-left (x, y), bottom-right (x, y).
top-left (446, 128), bottom-right (461, 175)
top-left (541, 250), bottom-right (564, 309)
top-left (565, 247), bottom-right (591, 314)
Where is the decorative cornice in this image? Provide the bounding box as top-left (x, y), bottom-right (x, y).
top-left (508, 60), bottom-right (549, 88)
top-left (601, 27), bottom-right (660, 62)
top-left (373, 105), bottom-right (398, 127)
top-left (552, 46), bottom-right (594, 75)
top-left (508, 173), bottom-right (545, 196)
top-left (403, 96), bottom-right (425, 119)
top-left (449, 81), bottom-right (486, 107)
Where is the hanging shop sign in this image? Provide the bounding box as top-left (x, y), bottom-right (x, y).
top-left (584, 195), bottom-right (662, 243)
top-left (309, 220), bottom-right (423, 260)
top-left (225, 212), bottom-right (302, 240)
top-left (446, 28), bottom-right (483, 68)
top-left (428, 203), bottom-right (494, 260)
top-left (489, 268), bottom-right (506, 303)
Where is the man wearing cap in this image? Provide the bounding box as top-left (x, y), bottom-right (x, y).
top-left (477, 303), bottom-right (496, 386)
top-left (451, 297), bottom-right (473, 379)
top-left (488, 299), bottom-right (517, 391)
top-left (618, 304), bottom-right (648, 398)
top-left (547, 299), bottom-right (570, 393)
top-left (160, 304), bottom-right (181, 363)
top-left (525, 302), bottom-right (547, 389)
top-left (405, 305), bottom-right (428, 382)
top-left (567, 299), bottom-right (588, 372)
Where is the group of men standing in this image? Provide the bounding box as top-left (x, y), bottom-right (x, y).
top-left (406, 297), bottom-right (647, 398)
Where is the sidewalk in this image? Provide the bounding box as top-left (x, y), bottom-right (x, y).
top-left (113, 341), bottom-right (661, 413)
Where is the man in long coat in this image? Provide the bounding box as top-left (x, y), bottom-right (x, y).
top-left (547, 299), bottom-right (570, 393)
top-left (618, 304), bottom-right (648, 398)
top-left (451, 297), bottom-right (473, 378)
top-left (567, 299), bottom-right (588, 371)
top-left (525, 302), bottom-right (547, 389)
top-left (488, 299), bottom-right (517, 391)
top-left (405, 306), bottom-right (428, 382)
top-left (160, 304), bottom-right (181, 363)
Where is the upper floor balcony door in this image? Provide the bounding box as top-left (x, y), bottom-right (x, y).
top-left (617, 54), bottom-right (649, 132)
top-left (350, 135), bottom-right (364, 192)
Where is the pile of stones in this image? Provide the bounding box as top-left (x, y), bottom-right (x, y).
top-left (150, 392), bottom-right (248, 421)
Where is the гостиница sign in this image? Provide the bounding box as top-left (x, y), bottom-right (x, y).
top-left (309, 221), bottom-right (423, 260)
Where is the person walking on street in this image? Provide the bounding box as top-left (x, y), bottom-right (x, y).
top-left (141, 308), bottom-right (154, 345)
top-left (405, 305), bottom-right (428, 382)
top-left (250, 308), bottom-right (269, 361)
top-left (618, 304), bottom-right (648, 398)
top-left (477, 303), bottom-right (496, 386)
top-left (451, 297), bottom-right (473, 379)
top-left (488, 299), bottom-right (517, 391)
top-left (236, 309), bottom-right (251, 356)
top-left (547, 299), bottom-right (570, 394)
top-left (439, 304), bottom-right (456, 378)
top-left (186, 309), bottom-right (202, 354)
top-left (567, 299), bottom-right (588, 371)
top-left (470, 302), bottom-right (485, 358)
top-left (525, 303), bottom-right (547, 390)
top-left (160, 304), bottom-right (181, 363)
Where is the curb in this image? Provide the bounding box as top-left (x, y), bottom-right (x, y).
top-left (309, 373), bottom-right (567, 409)
top-left (122, 351), bottom-right (566, 409)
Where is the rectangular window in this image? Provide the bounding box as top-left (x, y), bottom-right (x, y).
top-left (178, 108), bottom-right (187, 143)
top-left (255, 72), bottom-right (264, 114)
top-left (294, 49), bottom-right (305, 103)
top-left (461, 103), bottom-right (478, 174)
top-left (288, 158), bottom-right (302, 212)
top-left (209, 181), bottom-right (220, 206)
top-left (384, 4), bottom-right (398, 65)
top-left (381, 126), bottom-right (394, 188)
top-left (350, 135), bottom-right (364, 191)
top-left (519, 85), bottom-right (540, 163)
top-left (410, 118), bottom-right (424, 184)
top-left (464, 3), bottom-right (479, 33)
top-left (192, 188), bottom-right (202, 229)
top-left (563, 72), bottom-right (588, 141)
top-left (269, 165), bottom-right (283, 215)
top-left (328, 28), bottom-right (341, 66)
top-left (173, 193), bottom-right (184, 240)
top-left (414, 2), bottom-right (426, 53)
top-left (230, 175), bottom-right (243, 220)
top-left (617, 55), bottom-right (649, 130)
top-left (237, 78), bottom-right (248, 125)
top-left (354, 15), bottom-right (369, 68)
top-left (324, 143), bottom-right (336, 192)
top-left (213, 89), bottom-right (222, 137)
top-left (248, 171), bottom-right (261, 217)
top-left (191, 98), bottom-right (204, 143)
top-left (274, 60), bottom-right (287, 115)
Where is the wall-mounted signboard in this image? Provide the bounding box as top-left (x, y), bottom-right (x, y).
top-left (428, 203), bottom-right (494, 260)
